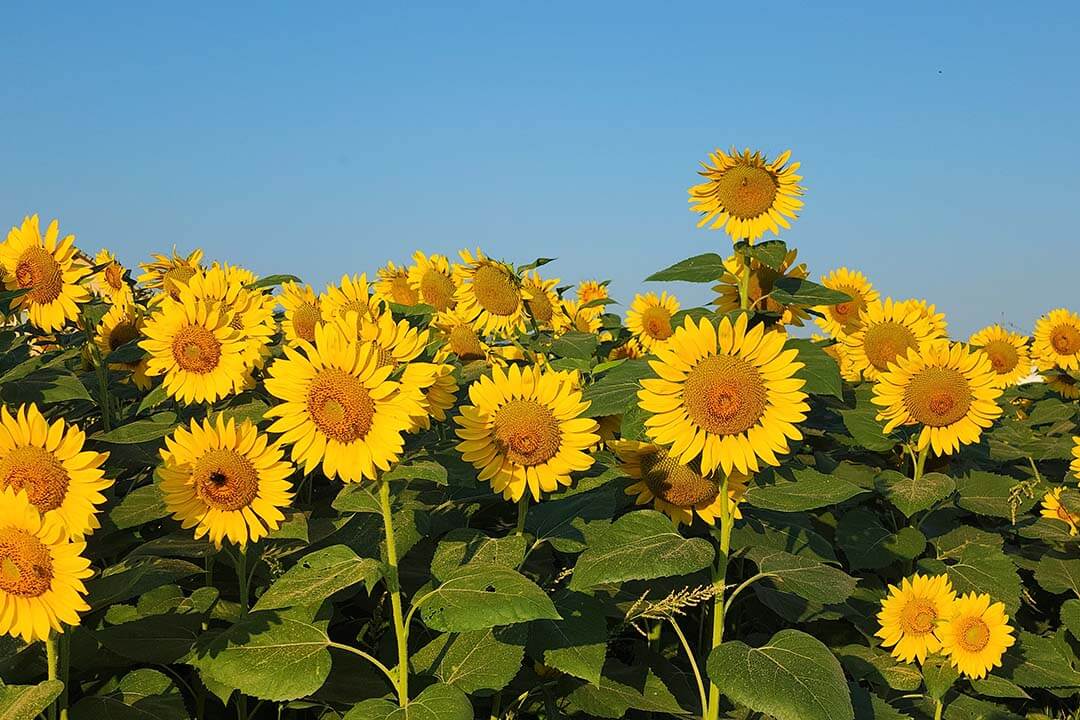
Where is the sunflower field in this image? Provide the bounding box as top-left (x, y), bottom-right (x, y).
top-left (2, 148), bottom-right (1080, 720)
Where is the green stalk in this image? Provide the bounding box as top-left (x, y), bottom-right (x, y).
top-left (737, 245), bottom-right (752, 312)
top-left (913, 444), bottom-right (929, 484)
top-left (45, 633), bottom-right (59, 720)
top-left (378, 478), bottom-right (410, 707)
top-left (58, 632), bottom-right (70, 720)
top-left (235, 548), bottom-right (249, 720)
top-left (705, 474), bottom-right (734, 720)
top-left (933, 698), bottom-right (944, 720)
top-left (515, 496), bottom-right (529, 536)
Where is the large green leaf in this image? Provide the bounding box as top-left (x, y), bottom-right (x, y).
top-left (69, 669), bottom-right (187, 720)
top-left (93, 612), bottom-right (204, 664)
top-left (551, 332), bottom-right (599, 360)
top-left (770, 277), bottom-right (852, 306)
top-left (252, 545), bottom-right (382, 611)
top-left (745, 467), bottom-right (867, 512)
top-left (92, 412), bottom-right (179, 444)
top-left (564, 659), bottom-right (687, 717)
top-left (836, 510), bottom-right (925, 570)
top-left (744, 547), bottom-right (857, 604)
top-left (919, 546), bottom-right (1021, 615)
top-left (343, 682), bottom-right (472, 720)
top-left (876, 470), bottom-right (955, 517)
top-left (848, 683), bottom-right (910, 720)
top-left (86, 557), bottom-right (202, 610)
top-left (411, 625), bottom-right (526, 694)
top-left (581, 360), bottom-right (655, 417)
top-left (788, 338), bottom-right (842, 399)
top-left (706, 629), bottom-right (854, 720)
top-left (1008, 631), bottom-right (1080, 688)
top-left (735, 239), bottom-right (788, 270)
top-left (526, 484), bottom-right (618, 553)
top-left (417, 563), bottom-right (560, 632)
top-left (645, 253), bottom-right (726, 283)
top-left (0, 681), bottom-right (64, 720)
top-left (109, 483), bottom-right (169, 530)
top-left (429, 529), bottom-right (526, 582)
top-left (526, 590), bottom-right (607, 684)
top-left (1033, 553), bottom-right (1080, 596)
top-left (955, 470), bottom-right (1039, 519)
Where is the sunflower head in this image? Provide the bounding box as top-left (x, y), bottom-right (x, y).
top-left (407, 251), bottom-right (458, 312)
top-left (522, 272), bottom-right (567, 332)
top-left (626, 292), bottom-right (679, 351)
top-left (278, 281), bottom-right (323, 345)
top-left (90, 248), bottom-right (134, 305)
top-left (576, 280), bottom-right (608, 307)
top-left (454, 249), bottom-right (527, 337)
top-left (875, 573), bottom-right (956, 663)
top-left (937, 592), bottom-right (1015, 679)
top-left (842, 298), bottom-right (944, 380)
top-left (689, 148), bottom-right (804, 241)
top-left (138, 247), bottom-right (204, 300)
top-left (968, 325), bottom-right (1032, 387)
top-left (1040, 487), bottom-right (1080, 536)
top-left (321, 274), bottom-right (383, 323)
top-left (1033, 308), bottom-right (1080, 372)
top-left (433, 307), bottom-right (492, 363)
top-left (561, 299), bottom-right (602, 335)
top-left (713, 250), bottom-right (809, 326)
top-left (814, 268), bottom-right (879, 338)
top-left (1044, 369), bottom-right (1080, 400)
top-left (374, 261), bottom-right (420, 307)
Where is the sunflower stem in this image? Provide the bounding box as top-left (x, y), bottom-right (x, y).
top-left (933, 698), bottom-right (944, 720)
top-left (378, 477), bottom-right (410, 707)
top-left (236, 547), bottom-right (249, 619)
top-left (913, 444), bottom-right (929, 485)
top-left (705, 474), bottom-right (734, 720)
top-left (58, 631), bottom-right (70, 720)
top-left (737, 243), bottom-right (752, 312)
top-left (515, 496), bottom-right (528, 536)
top-left (45, 632), bottom-right (59, 720)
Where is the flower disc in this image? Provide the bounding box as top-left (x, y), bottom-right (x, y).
top-left (937, 592), bottom-right (1015, 679)
top-left (454, 249), bottom-right (527, 336)
top-left (689, 148), bottom-right (804, 241)
top-left (1033, 308), bottom-right (1080, 371)
top-left (627, 292), bottom-right (679, 351)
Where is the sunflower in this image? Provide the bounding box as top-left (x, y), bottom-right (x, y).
top-left (842, 298), bottom-right (943, 381)
top-left (263, 322), bottom-right (423, 483)
top-left (0, 404), bottom-right (111, 539)
top-left (522, 272), bottom-right (568, 332)
top-left (139, 298), bottom-right (249, 404)
top-left (408, 363), bottom-right (459, 432)
top-left (0, 488), bottom-right (92, 643)
top-left (454, 249), bottom-right (528, 336)
top-left (1044, 369), bottom-right (1080, 399)
top-left (1073, 436), bottom-right (1080, 480)
top-left (608, 338), bottom-right (645, 361)
top-left (612, 440), bottom-right (746, 526)
top-left (713, 250), bottom-right (809, 326)
top-left (321, 274), bottom-right (382, 322)
top-left (374, 261), bottom-right (420, 307)
top-left (1040, 487), bottom-right (1080, 536)
top-left (0, 215), bottom-right (91, 332)
top-left (1032, 308), bottom-right (1080, 372)
top-left (688, 148), bottom-right (804, 242)
top-left (872, 342), bottom-right (1003, 456)
top-left (968, 325), bottom-right (1032, 387)
top-left (875, 573), bottom-right (956, 663)
top-left (138, 247), bottom-right (204, 300)
top-left (575, 280), bottom-right (609, 320)
top-left (937, 592), bottom-right (1015, 679)
top-left (94, 302), bottom-right (150, 389)
top-left (454, 364), bottom-right (598, 502)
top-left (638, 314), bottom-right (809, 476)
top-left (561, 299), bottom-right (602, 335)
top-left (157, 415), bottom-right (294, 549)
top-left (626, 292), bottom-right (679, 352)
top-left (178, 264), bottom-right (276, 370)
top-left (89, 249), bottom-right (134, 306)
top-left (407, 251), bottom-right (458, 312)
top-left (813, 268), bottom-right (879, 339)
top-left (432, 307), bottom-right (493, 364)
top-left (900, 299), bottom-right (949, 339)
top-left (278, 281), bottom-right (323, 345)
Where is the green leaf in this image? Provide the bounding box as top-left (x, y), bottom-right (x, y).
top-left (418, 563), bottom-right (560, 632)
top-left (252, 545), bottom-right (382, 611)
top-left (745, 466), bottom-right (867, 512)
top-left (706, 629), bottom-right (854, 720)
top-left (93, 412), bottom-right (179, 444)
top-left (876, 470), bottom-right (955, 517)
top-left (942, 694), bottom-right (1022, 720)
top-left (564, 659), bottom-right (687, 717)
top-left (581, 360), bottom-right (654, 417)
top-left (568, 510), bottom-right (714, 590)
top-left (744, 547), bottom-right (857, 604)
top-left (970, 674), bottom-right (1030, 699)
top-left (788, 339), bottom-right (842, 399)
top-left (1062, 598), bottom-right (1080, 639)
top-left (836, 644), bottom-right (922, 692)
top-left (955, 470), bottom-right (1038, 518)
top-left (836, 509), bottom-right (926, 570)
top-left (383, 460), bottom-right (448, 485)
top-left (68, 669), bottom-right (187, 720)
top-left (848, 683), bottom-right (911, 720)
top-left (411, 625), bottom-right (526, 694)
top-left (922, 655), bottom-right (959, 699)
top-left (136, 384), bottom-right (168, 414)
top-left (838, 406), bottom-right (896, 452)
top-left (430, 529), bottom-right (527, 582)
top-left (527, 590), bottom-right (607, 684)
top-left (919, 547), bottom-right (1021, 615)
top-left (987, 421), bottom-right (1075, 461)
top-left (1033, 553), bottom-right (1080, 596)
top-left (735, 239), bottom-right (788, 270)
top-left (86, 557), bottom-right (202, 610)
top-left (93, 612), bottom-right (204, 664)
top-left (645, 253), bottom-right (726, 283)
top-left (109, 483), bottom-right (169, 529)
top-left (1008, 631), bottom-right (1080, 688)
top-left (770, 277), bottom-right (852, 306)
top-left (525, 484), bottom-right (618, 552)
top-left (0, 681), bottom-right (64, 720)
top-left (1026, 397), bottom-right (1076, 425)
top-left (245, 273), bottom-right (301, 290)
top-left (551, 332), bottom-right (599, 360)
top-left (2, 369), bottom-right (91, 404)
top-left (343, 683), bottom-right (472, 720)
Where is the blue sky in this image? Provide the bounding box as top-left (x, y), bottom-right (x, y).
top-left (2, 1), bottom-right (1077, 336)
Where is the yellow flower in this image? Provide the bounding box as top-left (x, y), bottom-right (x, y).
top-left (842, 298), bottom-right (943, 381)
top-left (612, 440), bottom-right (746, 526)
top-left (1044, 369), bottom-right (1080, 399)
top-left (522, 272), bottom-right (568, 333)
top-left (138, 247), bottom-right (204, 300)
top-left (900, 299), bottom-right (949, 339)
top-left (872, 342), bottom-right (1003, 456)
top-left (139, 298), bottom-right (249, 404)
top-left (407, 251), bottom-right (458, 312)
top-left (0, 215), bottom-right (91, 332)
top-left (1032, 308), bottom-right (1080, 372)
top-left (626, 292), bottom-right (679, 352)
top-left (90, 249), bottom-right (134, 306)
top-left (561, 299), bottom-right (601, 335)
top-left (0, 488), bottom-right (92, 643)
top-left (576, 280), bottom-right (608, 317)
top-left (374, 261), bottom-right (419, 307)
top-left (454, 249), bottom-right (527, 337)
top-left (94, 302), bottom-right (151, 390)
top-left (875, 573), bottom-right (956, 663)
top-left (278, 281), bottom-right (323, 345)
top-left (688, 147), bottom-right (804, 241)
top-left (937, 592), bottom-right (1015, 679)
top-left (176, 264), bottom-right (276, 370)
top-left (454, 364), bottom-right (599, 502)
top-left (1040, 487), bottom-right (1080, 536)
top-left (637, 314), bottom-right (809, 476)
top-left (713, 250), bottom-right (809, 327)
top-left (321, 274), bottom-right (382, 322)
top-left (968, 325), bottom-right (1032, 387)
top-left (0, 404), bottom-right (112, 539)
top-left (432, 307), bottom-right (493, 364)
top-left (608, 338), bottom-right (645, 361)
top-left (263, 322), bottom-right (423, 482)
top-left (814, 268), bottom-right (879, 339)
top-left (157, 415), bottom-right (294, 549)
top-left (1073, 436), bottom-right (1080, 480)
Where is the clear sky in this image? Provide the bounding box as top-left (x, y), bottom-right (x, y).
top-left (2, 1), bottom-right (1077, 337)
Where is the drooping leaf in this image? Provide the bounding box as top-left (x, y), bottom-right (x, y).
top-left (564, 658), bottom-right (687, 717)
top-left (429, 529), bottom-right (527, 582)
top-left (68, 669), bottom-right (187, 720)
top-left (876, 470), bottom-right (955, 517)
top-left (645, 253), bottom-right (726, 283)
top-left (770, 277), bottom-right (852, 306)
top-left (0, 681), bottom-right (64, 720)
top-left (86, 557), bottom-right (202, 610)
top-left (411, 625), bottom-right (526, 694)
top-left (417, 563), bottom-right (560, 632)
top-left (526, 590), bottom-right (607, 684)
top-left (743, 547), bottom-right (857, 604)
top-left (787, 338), bottom-right (842, 399)
top-left (746, 467), bottom-right (867, 512)
top-left (252, 545), bottom-right (382, 611)
top-left (93, 412), bottom-right (179, 444)
top-left (343, 682), bottom-right (473, 720)
top-left (836, 509), bottom-right (926, 570)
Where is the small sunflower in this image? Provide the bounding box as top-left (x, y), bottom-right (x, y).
top-left (0, 215), bottom-right (91, 332)
top-left (157, 415), bottom-right (295, 548)
top-left (900, 299), bottom-right (949, 339)
top-left (89, 249), bottom-right (134, 306)
top-left (688, 147), bottom-right (804, 242)
top-left (968, 325), bottom-right (1032, 387)
top-left (814, 268), bottom-right (879, 339)
top-left (138, 247), bottom-right (204, 300)
top-left (875, 573), bottom-right (956, 663)
top-left (278, 281), bottom-right (323, 345)
top-left (263, 322), bottom-right (423, 483)
top-left (432, 307), bottom-right (492, 364)
top-left (522, 272), bottom-right (568, 332)
top-left (94, 302), bottom-right (150, 389)
top-left (1040, 487), bottom-right (1080, 536)
top-left (139, 298), bottom-right (249, 404)
top-left (561, 299), bottom-right (602, 335)
top-left (608, 338), bottom-right (645, 361)
top-left (1033, 308), bottom-right (1080, 371)
top-left (176, 264), bottom-right (276, 370)
top-left (937, 592), bottom-right (1015, 679)
top-left (1044, 369), bottom-right (1080, 399)
top-left (872, 342), bottom-right (1003, 456)
top-left (626, 292), bottom-right (679, 352)
top-left (374, 261), bottom-right (420, 307)
top-left (407, 251), bottom-right (458, 312)
top-left (575, 280), bottom-right (609, 319)
top-left (713, 250), bottom-right (809, 327)
top-left (455, 364), bottom-right (599, 502)
top-left (321, 274), bottom-right (382, 322)
top-left (454, 249), bottom-right (528, 337)
top-left (1073, 436), bottom-right (1080, 480)
top-left (612, 440), bottom-right (746, 526)
top-left (0, 404), bottom-right (112, 539)
top-left (842, 298), bottom-right (943, 381)
top-left (0, 488), bottom-right (92, 643)
top-left (638, 314), bottom-right (809, 476)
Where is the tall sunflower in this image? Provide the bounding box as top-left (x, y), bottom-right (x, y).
top-left (522, 272), bottom-right (568, 333)
top-left (278, 281), bottom-right (323, 345)
top-left (454, 249), bottom-right (528, 336)
top-left (407, 251), bottom-right (458, 312)
top-left (968, 325), bottom-right (1032, 387)
top-left (626, 292), bottom-right (679, 352)
top-left (842, 298), bottom-right (943, 381)
top-left (1040, 487), bottom-right (1080, 536)
top-left (937, 592), bottom-right (1015, 679)
top-left (94, 301), bottom-right (150, 389)
top-left (814, 268), bottom-right (879, 339)
top-left (432, 307), bottom-right (492, 364)
top-left (872, 342), bottom-right (1003, 456)
top-left (612, 440), bottom-right (746, 526)
top-left (0, 215), bottom-right (91, 332)
top-left (1044, 369), bottom-right (1080, 399)
top-left (1032, 308), bottom-right (1080, 371)
top-left (139, 298), bottom-right (249, 404)
top-left (138, 247), bottom-right (204, 300)
top-left (637, 314), bottom-right (809, 476)
top-left (875, 573), bottom-right (956, 663)
top-left (90, 249), bottom-right (134, 306)
top-left (0, 404), bottom-right (111, 539)
top-left (374, 261), bottom-right (420, 307)
top-left (263, 322), bottom-right (423, 483)
top-left (713, 250), bottom-right (809, 327)
top-left (178, 264), bottom-right (276, 370)
top-left (0, 488), bottom-right (92, 643)
top-left (688, 147), bottom-right (804, 241)
top-left (321, 274), bottom-right (382, 322)
top-left (157, 415), bottom-right (295, 548)
top-left (454, 364), bottom-right (598, 502)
